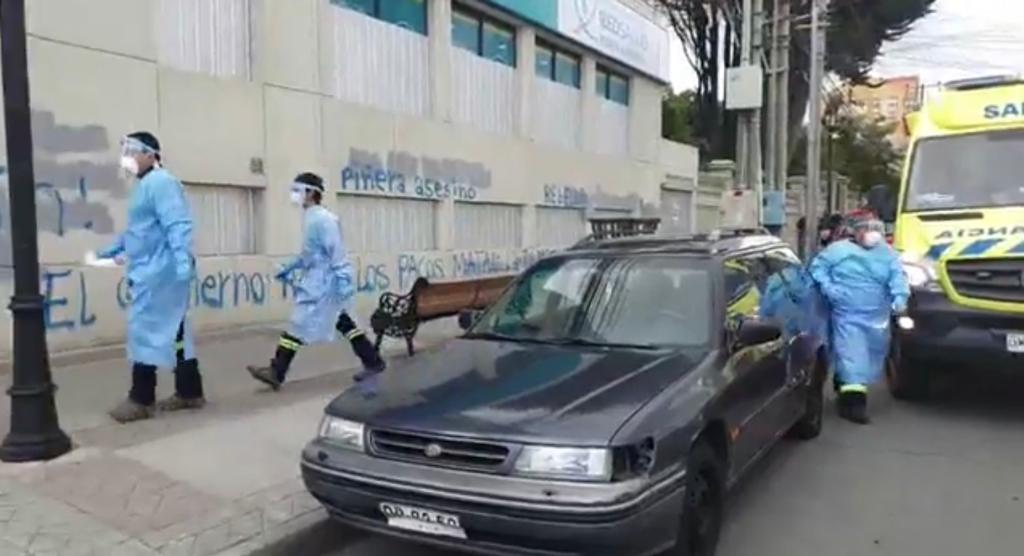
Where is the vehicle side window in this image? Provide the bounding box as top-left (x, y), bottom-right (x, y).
top-left (723, 256), bottom-right (767, 323)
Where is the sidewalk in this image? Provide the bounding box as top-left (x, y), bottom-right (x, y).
top-left (0, 319), bottom-right (460, 556)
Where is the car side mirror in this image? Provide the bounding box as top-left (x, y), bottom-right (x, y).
top-left (733, 318), bottom-right (782, 350)
top-left (458, 309), bottom-right (481, 331)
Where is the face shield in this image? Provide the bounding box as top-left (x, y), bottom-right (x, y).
top-left (288, 182), bottom-right (317, 206)
top-left (853, 218), bottom-right (885, 247)
top-left (119, 137), bottom-right (159, 175)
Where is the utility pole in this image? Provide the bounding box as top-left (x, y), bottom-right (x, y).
top-left (0, 0), bottom-right (72, 462)
top-left (776, 0), bottom-right (790, 203)
top-left (734, 0), bottom-right (765, 224)
top-left (736, 0), bottom-right (753, 191)
top-left (803, 0), bottom-right (827, 258)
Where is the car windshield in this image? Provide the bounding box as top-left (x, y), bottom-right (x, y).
top-left (467, 255), bottom-right (712, 349)
top-left (905, 129), bottom-right (1024, 211)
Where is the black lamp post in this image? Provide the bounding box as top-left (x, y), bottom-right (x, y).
top-left (0, 0), bottom-right (72, 462)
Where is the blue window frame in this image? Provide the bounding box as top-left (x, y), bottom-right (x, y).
top-left (535, 39), bottom-right (580, 88)
top-left (596, 65), bottom-right (629, 105)
top-left (333, 0), bottom-right (427, 35)
top-left (451, 5), bottom-right (516, 67)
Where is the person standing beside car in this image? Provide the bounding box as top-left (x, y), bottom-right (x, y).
top-left (808, 215), bottom-right (909, 424)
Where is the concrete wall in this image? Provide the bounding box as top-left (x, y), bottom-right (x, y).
top-left (0, 0), bottom-right (698, 359)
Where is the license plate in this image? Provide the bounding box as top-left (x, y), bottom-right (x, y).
top-left (379, 503), bottom-right (466, 539)
top-left (1008, 333), bottom-right (1024, 354)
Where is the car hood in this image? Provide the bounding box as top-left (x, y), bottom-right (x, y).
top-left (325, 339), bottom-right (705, 446)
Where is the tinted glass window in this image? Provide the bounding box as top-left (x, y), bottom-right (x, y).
top-left (473, 256), bottom-right (712, 348)
top-left (337, 0), bottom-right (374, 16)
top-left (608, 74), bottom-right (629, 105)
top-left (379, 0), bottom-right (427, 34)
top-left (535, 43), bottom-right (554, 79)
top-left (452, 10), bottom-right (480, 54)
top-left (335, 0), bottom-right (426, 35)
top-left (596, 68), bottom-right (610, 97)
top-left (482, 21), bottom-right (516, 66)
top-left (554, 51), bottom-right (581, 88)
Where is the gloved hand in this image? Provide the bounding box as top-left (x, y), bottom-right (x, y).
top-left (891, 301), bottom-right (908, 316)
top-left (114, 254), bottom-right (126, 266)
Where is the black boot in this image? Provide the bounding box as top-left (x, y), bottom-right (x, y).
top-left (838, 391), bottom-right (870, 425)
top-left (247, 334), bottom-right (301, 390)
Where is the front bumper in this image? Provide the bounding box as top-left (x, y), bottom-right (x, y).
top-left (300, 440), bottom-right (684, 555)
top-left (897, 289), bottom-right (1024, 367)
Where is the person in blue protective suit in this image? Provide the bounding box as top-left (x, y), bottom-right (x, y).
top-left (808, 216), bottom-right (909, 424)
top-left (99, 132), bottom-right (205, 423)
top-left (246, 173), bottom-right (386, 389)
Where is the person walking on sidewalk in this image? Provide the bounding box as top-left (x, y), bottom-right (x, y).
top-left (808, 215), bottom-right (908, 424)
top-left (247, 172), bottom-right (385, 390)
top-left (98, 132), bottom-right (205, 423)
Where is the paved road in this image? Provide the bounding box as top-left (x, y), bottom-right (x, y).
top-left (272, 369), bottom-right (1024, 556)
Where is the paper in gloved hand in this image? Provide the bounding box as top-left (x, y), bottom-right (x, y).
top-left (83, 250), bottom-right (119, 268)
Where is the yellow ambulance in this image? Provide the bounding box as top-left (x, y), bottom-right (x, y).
top-left (883, 75), bottom-right (1024, 400)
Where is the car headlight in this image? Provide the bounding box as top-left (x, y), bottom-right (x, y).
top-left (513, 446), bottom-right (612, 481)
top-left (317, 416), bottom-right (365, 452)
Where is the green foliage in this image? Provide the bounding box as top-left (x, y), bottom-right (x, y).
top-left (827, 0), bottom-right (938, 82)
top-left (790, 108), bottom-right (905, 193)
top-left (830, 111), bottom-right (904, 193)
top-left (662, 90), bottom-right (699, 145)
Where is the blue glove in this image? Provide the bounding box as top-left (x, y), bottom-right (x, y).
top-left (891, 301), bottom-right (907, 315)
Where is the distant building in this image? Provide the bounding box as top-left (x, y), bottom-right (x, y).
top-left (847, 75), bottom-right (922, 149)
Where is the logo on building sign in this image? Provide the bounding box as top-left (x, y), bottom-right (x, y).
top-left (573, 0), bottom-right (600, 41)
top-left (558, 0), bottom-right (669, 81)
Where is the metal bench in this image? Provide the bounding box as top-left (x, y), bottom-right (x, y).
top-left (370, 275), bottom-right (515, 356)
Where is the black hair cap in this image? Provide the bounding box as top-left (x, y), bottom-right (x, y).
top-left (294, 172), bottom-right (325, 192)
top-left (127, 131), bottom-right (161, 153)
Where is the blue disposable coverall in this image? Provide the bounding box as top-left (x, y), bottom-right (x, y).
top-left (808, 239), bottom-right (909, 387)
top-left (278, 205), bottom-right (355, 344)
top-left (759, 265), bottom-right (830, 369)
top-left (99, 168), bottom-right (196, 368)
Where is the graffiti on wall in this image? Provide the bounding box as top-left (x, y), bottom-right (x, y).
top-left (36, 248), bottom-right (559, 334)
top-left (0, 111), bottom-right (124, 266)
top-left (340, 148), bottom-right (488, 201)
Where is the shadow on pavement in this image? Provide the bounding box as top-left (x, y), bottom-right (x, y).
top-left (925, 366), bottom-right (1024, 422)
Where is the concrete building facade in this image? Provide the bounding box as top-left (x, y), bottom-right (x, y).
top-left (0, 0), bottom-right (698, 358)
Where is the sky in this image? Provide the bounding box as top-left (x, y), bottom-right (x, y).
top-left (668, 0), bottom-right (1024, 93)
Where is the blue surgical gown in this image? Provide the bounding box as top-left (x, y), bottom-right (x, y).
top-left (808, 240), bottom-right (909, 387)
top-left (99, 168), bottom-right (196, 368)
top-left (280, 205), bottom-right (355, 344)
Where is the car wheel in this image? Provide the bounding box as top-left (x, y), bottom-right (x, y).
top-left (886, 337), bottom-right (929, 401)
top-left (669, 442), bottom-right (724, 556)
top-left (789, 355), bottom-right (825, 440)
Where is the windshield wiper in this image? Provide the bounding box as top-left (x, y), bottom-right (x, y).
top-left (462, 331), bottom-right (540, 343)
top-left (545, 337), bottom-right (661, 351)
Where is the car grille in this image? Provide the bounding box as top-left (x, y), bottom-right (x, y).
top-left (369, 429), bottom-right (510, 471)
top-left (946, 258), bottom-right (1024, 303)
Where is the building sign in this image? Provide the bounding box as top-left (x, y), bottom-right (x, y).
top-left (556, 0), bottom-right (669, 82)
top-left (488, 0), bottom-right (670, 83)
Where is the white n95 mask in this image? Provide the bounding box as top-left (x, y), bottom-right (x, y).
top-left (861, 230), bottom-right (883, 248)
top-left (120, 155), bottom-right (139, 176)
top-left (289, 191), bottom-right (304, 206)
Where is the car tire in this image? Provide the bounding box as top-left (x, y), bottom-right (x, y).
top-left (668, 441), bottom-right (725, 556)
top-left (789, 353), bottom-right (826, 440)
top-left (886, 337), bottom-right (929, 401)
